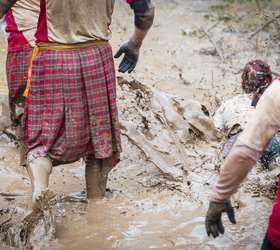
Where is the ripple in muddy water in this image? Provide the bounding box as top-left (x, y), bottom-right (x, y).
top-left (40, 191), bottom-right (272, 250)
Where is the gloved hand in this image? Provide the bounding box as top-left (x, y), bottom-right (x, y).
top-left (114, 40), bottom-right (140, 74)
top-left (205, 201), bottom-right (236, 238)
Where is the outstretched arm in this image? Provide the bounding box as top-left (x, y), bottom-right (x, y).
top-left (114, 0), bottom-right (155, 73)
top-left (0, 0), bottom-right (17, 18)
top-left (206, 79), bottom-right (280, 238)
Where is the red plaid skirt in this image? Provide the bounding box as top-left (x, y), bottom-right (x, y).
top-left (22, 44), bottom-right (122, 163)
top-left (6, 48), bottom-right (32, 123)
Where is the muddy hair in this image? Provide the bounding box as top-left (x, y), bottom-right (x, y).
top-left (241, 60), bottom-right (272, 106)
top-left (241, 60), bottom-right (272, 94)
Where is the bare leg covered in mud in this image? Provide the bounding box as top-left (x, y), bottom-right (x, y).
top-left (85, 156), bottom-right (114, 199)
top-left (26, 153), bottom-right (53, 210)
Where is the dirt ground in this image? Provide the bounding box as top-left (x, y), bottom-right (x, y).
top-left (1, 1), bottom-right (280, 249)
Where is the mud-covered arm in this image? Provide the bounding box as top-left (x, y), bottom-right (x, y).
top-left (114, 0), bottom-right (154, 73)
top-left (211, 79), bottom-right (280, 202)
top-left (128, 0), bottom-right (155, 47)
top-left (0, 0), bottom-right (17, 18)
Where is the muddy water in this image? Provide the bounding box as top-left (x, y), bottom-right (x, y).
top-left (0, 120), bottom-right (273, 250)
top-left (41, 190), bottom-right (272, 250)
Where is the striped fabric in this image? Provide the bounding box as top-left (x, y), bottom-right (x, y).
top-left (7, 49), bottom-right (31, 101)
top-left (22, 44), bottom-right (122, 163)
top-left (6, 48), bottom-right (32, 123)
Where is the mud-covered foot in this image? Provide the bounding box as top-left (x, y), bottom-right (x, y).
top-left (10, 190), bottom-right (57, 249)
top-left (31, 189), bottom-right (56, 212)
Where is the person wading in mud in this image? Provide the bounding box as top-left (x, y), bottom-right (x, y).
top-left (0, 0), bottom-right (154, 208)
top-left (205, 74), bottom-right (280, 249)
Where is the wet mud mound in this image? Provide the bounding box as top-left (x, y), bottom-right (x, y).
top-left (117, 76), bottom-right (218, 179)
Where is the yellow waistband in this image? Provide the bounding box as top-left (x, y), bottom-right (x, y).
top-left (23, 40), bottom-right (109, 97)
top-left (37, 40), bottom-right (109, 50)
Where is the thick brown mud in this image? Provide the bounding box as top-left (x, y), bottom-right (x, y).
top-left (41, 192), bottom-right (272, 250)
top-left (1, 0), bottom-right (280, 249)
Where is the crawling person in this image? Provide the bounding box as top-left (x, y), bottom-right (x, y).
top-left (0, 0), bottom-right (154, 208)
top-left (214, 60), bottom-right (280, 170)
top-left (214, 60), bottom-right (272, 132)
top-left (205, 76), bottom-right (280, 249)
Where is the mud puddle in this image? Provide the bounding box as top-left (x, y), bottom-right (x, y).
top-left (41, 190), bottom-right (272, 250)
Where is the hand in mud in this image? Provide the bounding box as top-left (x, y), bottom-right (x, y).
top-left (205, 201), bottom-right (236, 238)
top-left (114, 40), bottom-right (139, 74)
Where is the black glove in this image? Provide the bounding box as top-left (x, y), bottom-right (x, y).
top-left (114, 41), bottom-right (139, 74)
top-left (205, 201), bottom-right (236, 238)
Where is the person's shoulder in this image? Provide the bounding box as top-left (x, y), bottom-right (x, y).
top-left (256, 78), bottom-right (280, 111)
top-left (263, 79), bottom-right (280, 99)
top-left (270, 78), bottom-right (280, 87)
top-left (271, 78), bottom-right (280, 87)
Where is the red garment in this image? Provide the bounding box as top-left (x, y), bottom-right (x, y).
top-left (22, 44), bottom-right (122, 163)
top-left (6, 49), bottom-right (32, 101)
top-left (4, 10), bottom-right (31, 52)
top-left (4, 0), bottom-right (39, 52)
top-left (268, 175), bottom-right (280, 248)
